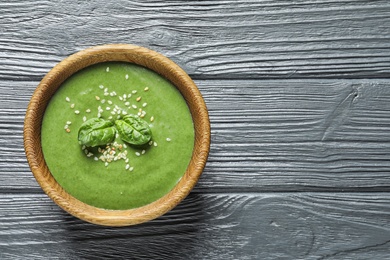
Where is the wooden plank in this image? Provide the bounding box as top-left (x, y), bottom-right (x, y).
top-left (0, 193), bottom-right (389, 259)
top-left (2, 79), bottom-right (390, 192)
top-left (1, 0), bottom-right (390, 79)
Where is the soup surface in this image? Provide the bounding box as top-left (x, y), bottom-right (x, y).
top-left (41, 62), bottom-right (194, 210)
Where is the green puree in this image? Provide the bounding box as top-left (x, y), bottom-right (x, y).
top-left (41, 62), bottom-right (195, 210)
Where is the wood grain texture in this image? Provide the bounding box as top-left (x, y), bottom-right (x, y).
top-left (0, 193), bottom-right (389, 259)
top-left (0, 0), bottom-right (390, 80)
top-left (1, 0), bottom-right (390, 257)
top-left (2, 79), bottom-right (390, 192)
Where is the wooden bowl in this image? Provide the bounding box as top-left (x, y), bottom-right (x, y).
top-left (23, 44), bottom-right (210, 226)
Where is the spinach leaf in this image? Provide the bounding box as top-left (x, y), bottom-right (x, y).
top-left (115, 115), bottom-right (152, 145)
top-left (78, 118), bottom-right (116, 147)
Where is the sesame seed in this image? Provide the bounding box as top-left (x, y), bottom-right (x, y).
top-left (87, 152), bottom-right (93, 157)
top-left (141, 150), bottom-right (146, 154)
top-left (95, 96), bottom-right (100, 100)
top-left (75, 110), bottom-right (80, 114)
top-left (136, 97), bottom-right (141, 102)
top-left (104, 88), bottom-right (108, 93)
top-left (106, 107), bottom-right (111, 110)
top-left (108, 100), bottom-right (112, 105)
top-left (123, 144), bottom-right (127, 149)
top-left (104, 92), bottom-right (109, 96)
top-left (132, 90), bottom-right (137, 94)
top-left (94, 157), bottom-right (98, 161)
top-left (127, 94), bottom-right (132, 98)
top-left (64, 124), bottom-right (69, 129)
top-left (101, 99), bottom-right (105, 104)
top-left (140, 114), bottom-right (145, 118)
top-left (129, 167), bottom-right (134, 172)
top-left (97, 113), bottom-right (101, 118)
top-left (144, 87), bottom-right (149, 91)
top-left (153, 142), bottom-right (158, 147)
top-left (86, 109), bottom-right (91, 113)
top-left (135, 152), bottom-right (140, 156)
top-left (122, 94), bottom-right (126, 99)
top-left (125, 158), bottom-right (129, 163)
top-left (65, 97), bottom-right (70, 102)
top-left (70, 104), bottom-right (75, 108)
top-left (105, 162), bottom-right (109, 167)
top-left (149, 141), bottom-right (153, 146)
top-left (117, 115), bottom-right (121, 119)
top-left (83, 116), bottom-right (87, 122)
top-left (125, 164), bottom-right (130, 170)
top-left (125, 101), bottom-right (130, 106)
top-left (150, 116), bottom-right (154, 122)
top-left (119, 96), bottom-right (123, 101)
top-left (166, 138), bottom-right (171, 142)
top-left (122, 111), bottom-right (127, 115)
top-left (82, 145), bottom-right (86, 150)
top-left (84, 149), bottom-right (89, 155)
top-left (137, 112), bottom-right (141, 116)
top-left (99, 85), bottom-right (104, 89)
top-left (125, 74), bottom-right (129, 80)
top-left (132, 104), bottom-right (137, 109)
top-left (65, 128), bottom-right (70, 133)
top-left (66, 121), bottom-right (71, 125)
top-left (110, 92), bottom-right (115, 96)
top-left (111, 111), bottom-right (116, 115)
top-left (106, 67), bottom-right (110, 72)
top-left (108, 116), bottom-right (112, 119)
top-left (142, 103), bottom-right (147, 107)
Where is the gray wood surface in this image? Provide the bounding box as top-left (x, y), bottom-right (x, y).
top-left (1, 193), bottom-right (390, 259)
top-left (3, 79), bottom-right (390, 192)
top-left (1, 0), bottom-right (390, 80)
top-left (1, 0), bottom-right (390, 259)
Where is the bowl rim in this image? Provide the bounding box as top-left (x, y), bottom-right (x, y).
top-left (23, 44), bottom-right (210, 226)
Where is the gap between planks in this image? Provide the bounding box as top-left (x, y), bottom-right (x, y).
top-left (2, 189), bottom-right (390, 195)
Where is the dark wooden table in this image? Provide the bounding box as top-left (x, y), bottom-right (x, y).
top-left (1, 1), bottom-right (390, 259)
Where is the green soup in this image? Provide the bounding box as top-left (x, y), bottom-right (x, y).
top-left (41, 62), bottom-right (195, 210)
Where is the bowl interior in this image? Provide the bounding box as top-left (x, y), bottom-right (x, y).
top-left (24, 44), bottom-right (210, 226)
